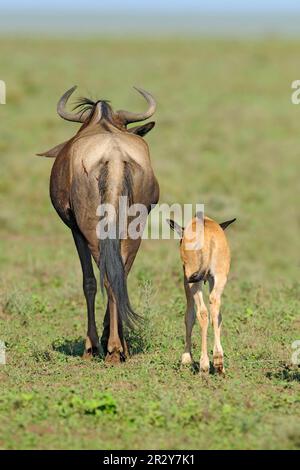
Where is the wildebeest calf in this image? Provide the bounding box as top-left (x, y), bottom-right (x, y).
top-left (167, 212), bottom-right (235, 375)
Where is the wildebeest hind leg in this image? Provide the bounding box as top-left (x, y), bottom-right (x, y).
top-left (105, 289), bottom-right (124, 364)
top-left (120, 239), bottom-right (142, 358)
top-left (100, 303), bottom-right (109, 355)
top-left (72, 229), bottom-right (99, 358)
top-left (101, 238), bottom-right (140, 362)
top-left (101, 301), bottom-right (128, 360)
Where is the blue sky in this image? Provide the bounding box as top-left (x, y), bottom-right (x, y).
top-left (3, 0), bottom-right (300, 12)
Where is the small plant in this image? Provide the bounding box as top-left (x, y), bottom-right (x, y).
top-left (124, 280), bottom-right (156, 354)
top-left (57, 392), bottom-right (117, 418)
top-left (12, 393), bottom-right (35, 410)
top-left (145, 401), bottom-right (167, 428)
top-left (31, 348), bottom-right (53, 363)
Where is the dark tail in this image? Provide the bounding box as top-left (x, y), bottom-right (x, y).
top-left (98, 160), bottom-right (140, 329)
top-left (219, 218), bottom-right (236, 230)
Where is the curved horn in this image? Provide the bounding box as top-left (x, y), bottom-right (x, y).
top-left (57, 86), bottom-right (90, 123)
top-left (117, 86), bottom-right (156, 124)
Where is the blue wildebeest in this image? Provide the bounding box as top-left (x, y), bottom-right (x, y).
top-left (39, 86), bottom-right (159, 364)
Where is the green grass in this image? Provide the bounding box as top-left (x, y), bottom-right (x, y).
top-left (0, 37), bottom-right (299, 450)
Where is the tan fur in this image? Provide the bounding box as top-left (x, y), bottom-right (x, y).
top-left (171, 216), bottom-right (233, 375)
top-left (180, 217), bottom-right (231, 282)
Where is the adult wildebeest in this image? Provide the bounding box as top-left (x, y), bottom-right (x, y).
top-left (38, 86), bottom-right (159, 364)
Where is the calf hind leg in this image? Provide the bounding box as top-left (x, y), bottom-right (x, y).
top-left (181, 277), bottom-right (195, 365)
top-left (209, 276), bottom-right (226, 374)
top-left (194, 284), bottom-right (210, 373)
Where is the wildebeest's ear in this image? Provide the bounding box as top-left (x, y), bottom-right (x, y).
top-left (219, 218), bottom-right (236, 230)
top-left (36, 140), bottom-right (69, 158)
top-left (128, 121), bottom-right (155, 137)
top-left (166, 219), bottom-right (184, 238)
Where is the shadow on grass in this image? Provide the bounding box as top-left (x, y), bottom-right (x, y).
top-left (52, 332), bottom-right (148, 359)
top-left (174, 359), bottom-right (218, 376)
top-left (53, 337), bottom-right (107, 360)
top-left (52, 337), bottom-right (85, 357)
top-left (191, 361), bottom-right (221, 376)
top-left (266, 365), bottom-right (300, 383)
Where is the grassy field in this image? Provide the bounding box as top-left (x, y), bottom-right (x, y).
top-left (0, 37), bottom-right (299, 450)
